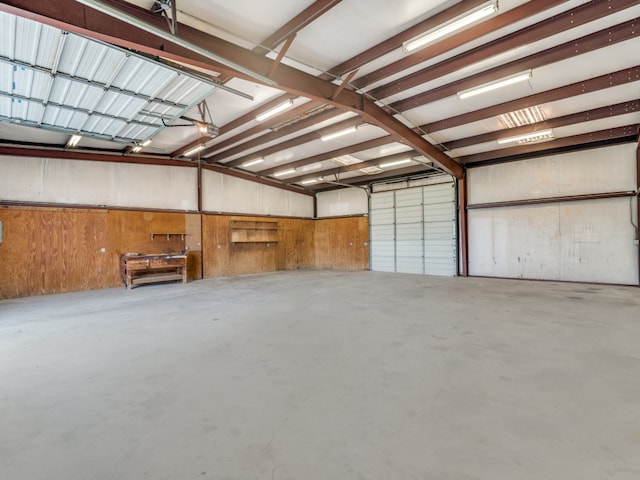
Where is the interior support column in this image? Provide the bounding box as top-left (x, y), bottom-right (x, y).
top-left (458, 174), bottom-right (469, 277)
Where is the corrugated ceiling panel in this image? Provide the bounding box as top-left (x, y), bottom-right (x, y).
top-left (142, 101), bottom-right (183, 120)
top-left (48, 77), bottom-right (73, 105)
top-left (0, 63), bottom-right (12, 92)
top-left (34, 24), bottom-right (61, 69)
top-left (110, 56), bottom-right (145, 90)
top-left (13, 16), bottom-right (40, 64)
top-left (25, 100), bottom-right (45, 123)
top-left (57, 35), bottom-right (89, 76)
top-left (29, 69), bottom-right (52, 101)
top-left (106, 96), bottom-right (148, 120)
top-left (74, 83), bottom-right (105, 111)
top-left (93, 90), bottom-right (127, 116)
top-left (0, 12), bottom-right (16, 59)
top-left (90, 48), bottom-right (127, 85)
top-left (11, 66), bottom-right (32, 97)
top-left (9, 98), bottom-right (28, 120)
top-left (146, 70), bottom-right (178, 99)
top-left (122, 62), bottom-right (165, 95)
top-left (0, 97), bottom-right (12, 118)
top-left (74, 41), bottom-right (110, 81)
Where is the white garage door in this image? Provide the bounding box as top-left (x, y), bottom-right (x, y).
top-left (370, 181), bottom-right (457, 275)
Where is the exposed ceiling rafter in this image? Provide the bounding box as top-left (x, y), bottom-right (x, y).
top-left (0, 0), bottom-right (463, 178)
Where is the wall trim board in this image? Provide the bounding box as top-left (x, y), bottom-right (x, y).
top-left (469, 274), bottom-right (640, 289)
top-left (0, 146), bottom-right (190, 167)
top-left (0, 200), bottom-right (199, 215)
top-left (314, 214), bottom-right (368, 220)
top-left (467, 191), bottom-right (636, 210)
top-left (202, 211), bottom-right (313, 221)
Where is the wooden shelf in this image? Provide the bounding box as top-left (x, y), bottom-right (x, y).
top-left (230, 220), bottom-right (278, 243)
top-left (151, 233), bottom-right (186, 241)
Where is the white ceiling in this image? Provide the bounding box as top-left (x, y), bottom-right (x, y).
top-left (0, 0), bottom-right (638, 190)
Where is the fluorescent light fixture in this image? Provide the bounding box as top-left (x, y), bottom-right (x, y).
top-left (75, 0), bottom-right (277, 86)
top-left (66, 134), bottom-right (82, 148)
top-left (497, 129), bottom-right (554, 144)
top-left (131, 145), bottom-right (143, 153)
top-left (403, 1), bottom-right (497, 53)
top-left (256, 100), bottom-right (294, 122)
top-left (273, 168), bottom-right (296, 177)
top-left (301, 178), bottom-right (321, 185)
top-left (379, 158), bottom-right (412, 168)
top-left (184, 144), bottom-right (205, 156)
top-left (360, 166), bottom-right (384, 174)
top-left (242, 158), bottom-right (264, 168)
top-left (498, 106), bottom-right (545, 128)
top-left (458, 70), bottom-right (532, 100)
top-left (321, 125), bottom-right (358, 142)
top-left (141, 139), bottom-right (152, 147)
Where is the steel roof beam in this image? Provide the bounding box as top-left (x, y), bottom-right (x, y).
top-left (211, 109), bottom-right (349, 164)
top-left (369, 0), bottom-right (637, 101)
top-left (443, 100), bottom-right (640, 150)
top-left (391, 19), bottom-right (640, 113)
top-left (424, 67), bottom-right (640, 133)
top-left (459, 125), bottom-right (639, 164)
top-left (256, 136), bottom-right (394, 176)
top-left (351, 0), bottom-right (566, 89)
top-left (0, 0), bottom-right (462, 178)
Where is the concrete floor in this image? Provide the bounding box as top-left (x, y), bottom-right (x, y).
top-left (1, 270), bottom-right (639, 480)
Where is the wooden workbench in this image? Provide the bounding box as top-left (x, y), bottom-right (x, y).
top-left (120, 253), bottom-right (187, 289)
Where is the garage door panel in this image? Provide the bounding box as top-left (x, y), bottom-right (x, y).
top-left (397, 257), bottom-right (424, 274)
top-left (396, 205), bottom-right (422, 223)
top-left (370, 208), bottom-right (395, 225)
top-left (370, 178), bottom-right (457, 276)
top-left (371, 224), bottom-right (394, 240)
top-left (396, 223), bottom-right (423, 240)
top-left (395, 188), bottom-right (422, 207)
top-left (370, 191), bottom-right (394, 209)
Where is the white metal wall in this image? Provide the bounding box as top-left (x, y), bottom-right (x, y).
top-left (316, 188), bottom-right (368, 218)
top-left (202, 170), bottom-right (314, 218)
top-left (370, 179), bottom-right (457, 275)
top-left (0, 155), bottom-right (197, 210)
top-left (467, 144), bottom-right (639, 284)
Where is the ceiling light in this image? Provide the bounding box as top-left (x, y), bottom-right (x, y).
top-left (141, 139), bottom-right (152, 147)
top-left (332, 154), bottom-right (363, 166)
top-left (184, 144), bottom-right (205, 156)
top-left (379, 158), bottom-right (412, 168)
top-left (498, 106), bottom-right (545, 128)
top-left (256, 100), bottom-right (294, 122)
top-left (66, 134), bottom-right (82, 148)
top-left (274, 168), bottom-right (296, 177)
top-left (360, 166), bottom-right (384, 174)
top-left (301, 178), bottom-right (321, 185)
top-left (242, 158), bottom-right (264, 168)
top-left (403, 1), bottom-right (498, 53)
top-left (458, 70), bottom-right (532, 100)
top-left (497, 129), bottom-right (554, 144)
top-left (321, 125), bottom-right (358, 142)
top-left (131, 145), bottom-right (143, 153)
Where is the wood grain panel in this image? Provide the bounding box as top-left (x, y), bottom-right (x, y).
top-left (203, 215), bottom-right (315, 278)
top-left (0, 206), bottom-right (113, 298)
top-left (315, 216), bottom-right (369, 270)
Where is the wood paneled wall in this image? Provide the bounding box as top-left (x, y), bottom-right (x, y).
top-left (315, 216), bottom-right (369, 270)
top-left (1, 206), bottom-right (368, 299)
top-left (0, 206), bottom-right (113, 298)
top-left (202, 215), bottom-right (315, 277)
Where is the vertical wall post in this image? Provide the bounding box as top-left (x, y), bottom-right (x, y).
top-left (458, 173), bottom-right (469, 277)
top-left (198, 159), bottom-right (205, 280)
top-left (636, 139), bottom-right (639, 286)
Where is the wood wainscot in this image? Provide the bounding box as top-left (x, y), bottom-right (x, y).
top-left (120, 253), bottom-right (187, 289)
